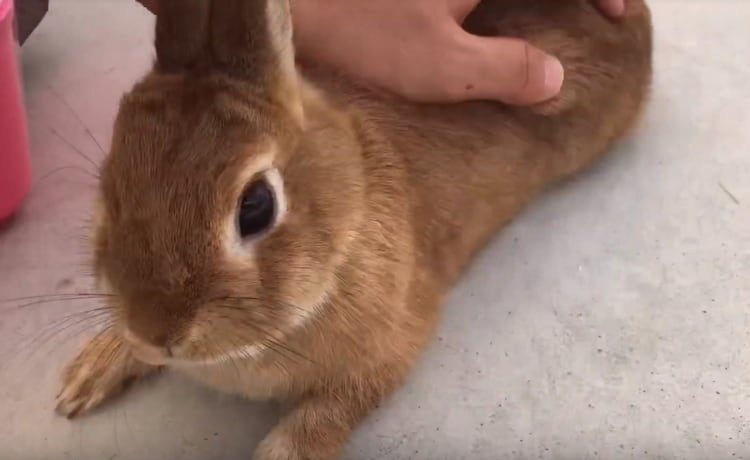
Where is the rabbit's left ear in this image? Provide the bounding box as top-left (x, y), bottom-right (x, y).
top-left (155, 0), bottom-right (304, 125)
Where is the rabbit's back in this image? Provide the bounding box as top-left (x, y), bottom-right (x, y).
top-left (364, 0), bottom-right (650, 285)
top-left (301, 0), bottom-right (652, 294)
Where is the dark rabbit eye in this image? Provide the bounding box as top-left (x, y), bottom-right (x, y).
top-left (238, 180), bottom-right (276, 238)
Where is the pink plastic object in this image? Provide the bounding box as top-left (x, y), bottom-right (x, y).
top-left (0, 0), bottom-right (31, 221)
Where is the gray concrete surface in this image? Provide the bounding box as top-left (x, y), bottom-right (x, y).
top-left (1, 1), bottom-right (749, 459)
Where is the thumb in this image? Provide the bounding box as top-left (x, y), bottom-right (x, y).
top-left (456, 34), bottom-right (564, 105)
top-left (136, 0), bottom-right (158, 14)
top-left (446, 0), bottom-right (482, 22)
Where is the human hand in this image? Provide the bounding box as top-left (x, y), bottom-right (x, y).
top-left (292, 0), bottom-right (626, 105)
top-left (135, 0), bottom-right (157, 14)
top-left (135, 0), bottom-right (626, 105)
top-left (595, 0), bottom-right (627, 17)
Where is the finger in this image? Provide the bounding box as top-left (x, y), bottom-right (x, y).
top-left (595, 0), bottom-right (626, 18)
top-left (446, 0), bottom-right (482, 23)
top-left (136, 0), bottom-right (158, 14)
top-left (454, 34), bottom-right (564, 105)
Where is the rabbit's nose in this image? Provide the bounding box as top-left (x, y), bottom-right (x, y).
top-left (123, 328), bottom-right (170, 365)
top-left (124, 303), bottom-right (178, 348)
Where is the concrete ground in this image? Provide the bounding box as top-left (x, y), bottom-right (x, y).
top-left (1, 1), bottom-right (748, 459)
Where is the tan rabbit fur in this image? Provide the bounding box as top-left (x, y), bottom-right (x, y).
top-left (56, 0), bottom-right (653, 458)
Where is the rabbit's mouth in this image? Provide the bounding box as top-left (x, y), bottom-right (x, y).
top-left (183, 341), bottom-right (270, 367)
top-left (122, 328), bottom-right (239, 367)
top-left (123, 328), bottom-right (171, 366)
top-left (116, 298), bottom-right (322, 368)
top-left (121, 325), bottom-right (254, 367)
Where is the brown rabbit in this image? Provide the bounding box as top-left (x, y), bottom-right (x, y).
top-left (55, 0), bottom-right (652, 458)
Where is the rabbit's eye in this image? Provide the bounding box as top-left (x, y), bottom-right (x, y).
top-left (238, 179), bottom-right (276, 238)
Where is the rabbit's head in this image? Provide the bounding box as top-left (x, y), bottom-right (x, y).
top-left (94, 0), bottom-right (364, 366)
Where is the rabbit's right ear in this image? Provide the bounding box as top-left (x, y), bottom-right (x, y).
top-left (154, 0), bottom-right (212, 74)
top-left (155, 0), bottom-right (304, 126)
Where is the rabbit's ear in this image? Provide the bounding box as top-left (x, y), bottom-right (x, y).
top-left (155, 0), bottom-right (303, 125)
top-left (155, 0), bottom-right (211, 74)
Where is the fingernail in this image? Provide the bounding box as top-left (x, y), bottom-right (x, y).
top-left (544, 56), bottom-right (565, 97)
top-left (609, 0), bottom-right (626, 16)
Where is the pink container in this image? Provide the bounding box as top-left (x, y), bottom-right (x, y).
top-left (0, 0), bottom-right (31, 221)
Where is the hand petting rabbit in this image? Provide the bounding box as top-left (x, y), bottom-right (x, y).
top-left (57, 1), bottom-right (652, 459)
top-left (135, 0), bottom-right (628, 105)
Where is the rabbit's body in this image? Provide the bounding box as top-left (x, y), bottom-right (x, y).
top-left (56, 1), bottom-right (652, 458)
top-left (311, 0), bottom-right (651, 288)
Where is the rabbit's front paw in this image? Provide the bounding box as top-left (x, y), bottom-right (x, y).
top-left (56, 331), bottom-right (158, 418)
top-left (253, 430), bottom-right (303, 460)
